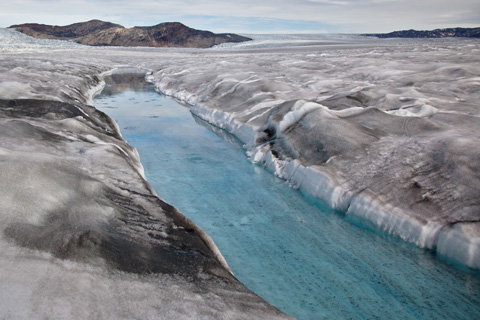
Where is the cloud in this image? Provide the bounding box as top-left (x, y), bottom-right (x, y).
top-left (1, 0), bottom-right (479, 33)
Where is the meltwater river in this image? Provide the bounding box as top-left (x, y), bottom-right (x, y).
top-left (95, 76), bottom-right (480, 319)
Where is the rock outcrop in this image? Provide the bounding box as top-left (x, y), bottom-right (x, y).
top-left (9, 20), bottom-right (252, 48)
top-left (367, 27), bottom-right (480, 38)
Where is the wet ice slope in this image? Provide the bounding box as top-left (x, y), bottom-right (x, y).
top-left (0, 98), bottom-right (288, 319)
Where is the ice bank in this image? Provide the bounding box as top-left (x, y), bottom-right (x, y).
top-left (150, 38), bottom-right (480, 269)
top-left (0, 50), bottom-right (290, 318)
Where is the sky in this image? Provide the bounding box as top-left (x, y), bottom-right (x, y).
top-left (1, 0), bottom-right (479, 34)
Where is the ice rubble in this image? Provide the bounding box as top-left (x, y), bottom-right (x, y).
top-left (0, 31), bottom-right (290, 319)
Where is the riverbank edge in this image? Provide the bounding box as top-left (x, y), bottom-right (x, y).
top-left (88, 67), bottom-right (234, 275)
top-left (149, 73), bottom-right (480, 270)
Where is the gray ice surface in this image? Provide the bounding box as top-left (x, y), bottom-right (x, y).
top-left (1, 28), bottom-right (480, 317)
top-left (149, 35), bottom-right (480, 269)
top-left (0, 30), bottom-right (290, 319)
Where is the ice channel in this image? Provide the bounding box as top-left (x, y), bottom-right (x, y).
top-left (94, 74), bottom-right (480, 320)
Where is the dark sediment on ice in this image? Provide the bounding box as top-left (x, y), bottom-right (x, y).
top-left (0, 96), bottom-right (290, 319)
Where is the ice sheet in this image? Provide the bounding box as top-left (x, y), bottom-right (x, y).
top-left (0, 28), bottom-right (479, 319)
top-left (146, 36), bottom-right (480, 269)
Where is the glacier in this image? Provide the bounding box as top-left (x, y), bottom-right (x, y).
top-left (0, 29), bottom-right (290, 319)
top-left (149, 36), bottom-right (480, 269)
top-left (0, 27), bottom-right (480, 317)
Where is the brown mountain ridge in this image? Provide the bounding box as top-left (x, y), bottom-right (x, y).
top-left (366, 27), bottom-right (480, 38)
top-left (9, 20), bottom-right (252, 48)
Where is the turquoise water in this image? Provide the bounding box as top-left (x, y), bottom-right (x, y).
top-left (95, 83), bottom-right (480, 319)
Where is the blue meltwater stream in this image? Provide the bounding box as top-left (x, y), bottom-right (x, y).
top-left (95, 78), bottom-right (480, 319)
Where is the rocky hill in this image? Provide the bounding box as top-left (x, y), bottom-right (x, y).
top-left (9, 20), bottom-right (252, 48)
top-left (367, 27), bottom-right (480, 38)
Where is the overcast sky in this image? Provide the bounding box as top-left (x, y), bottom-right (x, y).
top-left (2, 0), bottom-right (479, 34)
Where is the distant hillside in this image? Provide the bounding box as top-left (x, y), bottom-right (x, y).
top-left (9, 20), bottom-right (252, 48)
top-left (366, 27), bottom-right (480, 38)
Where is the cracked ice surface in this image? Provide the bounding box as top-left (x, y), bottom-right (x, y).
top-left (0, 29), bottom-right (480, 319)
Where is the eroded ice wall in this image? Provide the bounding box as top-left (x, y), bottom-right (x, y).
top-left (149, 38), bottom-right (480, 269)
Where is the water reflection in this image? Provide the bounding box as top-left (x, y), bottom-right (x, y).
top-left (101, 68), bottom-right (153, 95)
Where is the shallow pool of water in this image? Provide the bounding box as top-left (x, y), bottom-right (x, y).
top-left (95, 79), bottom-right (480, 320)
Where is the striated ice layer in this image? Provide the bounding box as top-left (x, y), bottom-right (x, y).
top-left (149, 37), bottom-right (480, 269)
